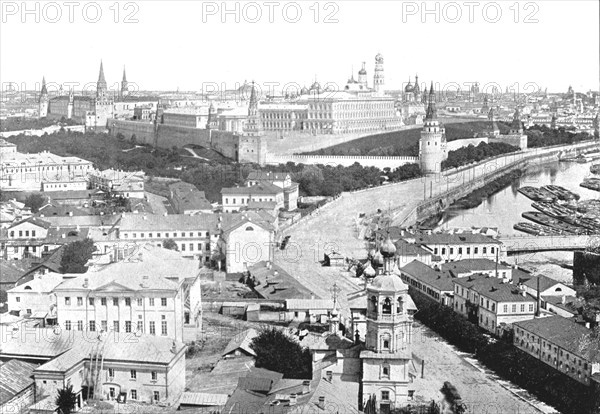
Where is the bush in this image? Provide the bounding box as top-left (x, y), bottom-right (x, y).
top-left (250, 327), bottom-right (312, 379)
top-left (60, 238), bottom-right (95, 273)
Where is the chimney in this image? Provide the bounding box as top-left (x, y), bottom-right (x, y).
top-left (83, 278), bottom-right (89, 288)
top-left (141, 275), bottom-right (149, 288)
top-left (325, 371), bottom-right (332, 382)
top-left (536, 276), bottom-right (541, 316)
top-left (289, 394), bottom-right (297, 406)
top-left (318, 396), bottom-right (325, 409)
top-left (170, 340), bottom-right (177, 354)
top-left (561, 295), bottom-right (566, 305)
top-left (302, 380), bottom-right (311, 394)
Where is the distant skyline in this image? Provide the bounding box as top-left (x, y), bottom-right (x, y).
top-left (1, 1), bottom-right (599, 94)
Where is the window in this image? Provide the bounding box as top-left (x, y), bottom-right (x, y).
top-left (173, 233), bottom-right (177, 238)
top-left (16, 297), bottom-right (20, 302)
top-left (441, 248), bottom-right (446, 255)
top-left (131, 390), bottom-right (137, 400)
top-left (141, 233), bottom-right (145, 238)
top-left (434, 248), bottom-right (438, 255)
top-left (450, 248), bottom-right (454, 255)
top-left (382, 366), bottom-right (390, 378)
top-left (137, 298), bottom-right (143, 306)
top-left (458, 247), bottom-right (462, 254)
top-left (149, 233), bottom-right (153, 238)
top-left (381, 391), bottom-right (389, 400)
top-left (89, 321), bottom-right (96, 331)
top-left (149, 298), bottom-right (155, 306)
top-left (125, 321), bottom-right (132, 333)
top-left (153, 391), bottom-right (160, 402)
top-left (161, 320), bottom-right (168, 336)
top-left (491, 247), bottom-right (495, 254)
top-left (189, 243), bottom-right (193, 251)
top-left (181, 244), bottom-right (185, 251)
top-left (475, 247), bottom-right (479, 254)
top-left (137, 321), bottom-right (143, 333)
top-left (65, 297), bottom-right (71, 305)
top-left (161, 298), bottom-right (167, 306)
top-left (101, 297), bottom-right (107, 306)
top-left (89, 297), bottom-right (95, 306)
top-left (149, 321), bottom-right (156, 335)
top-left (181, 232), bottom-right (185, 237)
top-left (130, 369), bottom-right (137, 379)
top-left (125, 298), bottom-right (131, 306)
top-left (101, 320), bottom-right (107, 331)
top-left (157, 233), bottom-right (161, 238)
top-left (198, 243), bottom-right (202, 251)
top-left (65, 320), bottom-right (72, 330)
top-left (529, 304), bottom-right (534, 312)
top-left (520, 304), bottom-right (525, 312)
top-left (151, 371), bottom-right (157, 381)
top-left (77, 297), bottom-right (83, 306)
top-left (113, 321), bottom-right (119, 333)
top-left (113, 297), bottom-right (118, 306)
top-left (483, 247), bottom-right (487, 254)
top-left (512, 304), bottom-right (516, 313)
top-left (108, 368), bottom-right (114, 378)
top-left (77, 321), bottom-right (83, 331)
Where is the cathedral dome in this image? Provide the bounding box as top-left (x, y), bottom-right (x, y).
top-left (300, 86), bottom-right (309, 95)
top-left (375, 53), bottom-right (384, 64)
top-left (358, 67), bottom-right (367, 75)
top-left (404, 82), bottom-right (414, 93)
top-left (370, 274), bottom-right (408, 292)
top-left (380, 236), bottom-right (397, 258)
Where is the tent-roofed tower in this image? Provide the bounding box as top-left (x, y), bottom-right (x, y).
top-left (243, 81), bottom-right (264, 137)
top-left (360, 235), bottom-right (418, 412)
top-left (38, 76), bottom-right (49, 119)
top-left (96, 60), bottom-right (108, 99)
top-left (121, 66), bottom-right (128, 98)
top-left (419, 83), bottom-right (447, 175)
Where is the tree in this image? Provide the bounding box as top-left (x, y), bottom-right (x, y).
top-left (163, 239), bottom-right (178, 251)
top-left (60, 238), bottom-right (96, 273)
top-left (250, 327), bottom-right (312, 379)
top-left (55, 385), bottom-right (78, 414)
top-left (24, 193), bottom-right (47, 213)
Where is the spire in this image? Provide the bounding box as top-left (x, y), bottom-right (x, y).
top-left (425, 82), bottom-right (437, 120)
top-left (98, 60), bottom-right (106, 84)
top-left (122, 66), bottom-right (127, 82)
top-left (41, 76), bottom-right (48, 95)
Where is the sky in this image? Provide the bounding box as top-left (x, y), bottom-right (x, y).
top-left (1, 0), bottom-right (599, 94)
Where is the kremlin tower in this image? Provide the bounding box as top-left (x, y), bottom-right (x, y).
top-left (418, 83), bottom-right (447, 174)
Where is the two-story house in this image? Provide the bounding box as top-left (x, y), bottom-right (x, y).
top-left (168, 182), bottom-right (213, 215)
top-left (453, 274), bottom-right (537, 335)
top-left (399, 260), bottom-right (455, 306)
top-left (0, 217), bottom-right (50, 260)
top-left (402, 233), bottom-right (505, 263)
top-left (514, 316), bottom-right (600, 385)
top-left (245, 171), bottom-right (299, 211)
top-left (118, 213), bottom-right (219, 264)
top-left (51, 244), bottom-right (202, 343)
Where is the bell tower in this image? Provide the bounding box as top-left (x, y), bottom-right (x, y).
top-left (373, 53), bottom-right (385, 97)
top-left (361, 236), bottom-right (417, 413)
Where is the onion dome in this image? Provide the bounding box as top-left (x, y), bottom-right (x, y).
top-left (363, 262), bottom-right (376, 278)
top-left (375, 53), bottom-right (384, 64)
top-left (358, 65), bottom-right (367, 75)
top-left (310, 81), bottom-right (321, 91)
top-left (368, 248), bottom-right (377, 259)
top-left (370, 273), bottom-right (409, 292)
top-left (300, 86), bottom-right (309, 95)
top-left (372, 251), bottom-right (384, 267)
top-left (380, 235), bottom-right (397, 258)
top-left (404, 79), bottom-right (414, 93)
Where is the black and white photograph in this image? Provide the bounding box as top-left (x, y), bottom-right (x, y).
top-left (0, 1), bottom-right (599, 413)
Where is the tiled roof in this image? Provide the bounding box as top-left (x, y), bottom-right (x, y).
top-left (221, 182), bottom-right (282, 196)
top-left (514, 316), bottom-right (600, 362)
top-left (119, 213), bottom-right (218, 232)
top-left (43, 227), bottom-right (90, 244)
top-left (394, 239), bottom-right (433, 257)
top-left (43, 190), bottom-right (102, 200)
top-left (0, 360), bottom-right (36, 405)
top-left (0, 261), bottom-right (26, 285)
top-left (443, 259), bottom-right (512, 275)
top-left (169, 183), bottom-right (212, 212)
top-left (400, 260), bottom-right (455, 291)
top-left (520, 274), bottom-right (563, 292)
top-left (42, 215), bottom-right (119, 228)
top-left (246, 171), bottom-right (290, 182)
top-left (412, 233), bottom-right (501, 245)
top-left (454, 274), bottom-right (536, 303)
top-left (179, 392), bottom-right (229, 407)
top-left (9, 272), bottom-right (65, 293)
top-left (249, 261), bottom-right (315, 300)
top-left (220, 212), bottom-right (275, 234)
top-left (9, 216), bottom-right (51, 230)
top-left (223, 328), bottom-right (259, 357)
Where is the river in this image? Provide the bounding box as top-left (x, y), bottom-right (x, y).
top-left (437, 160), bottom-right (600, 235)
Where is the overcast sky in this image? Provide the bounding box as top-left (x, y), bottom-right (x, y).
top-left (1, 0), bottom-right (599, 94)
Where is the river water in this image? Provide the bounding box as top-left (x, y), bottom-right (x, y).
top-left (436, 160), bottom-right (600, 235)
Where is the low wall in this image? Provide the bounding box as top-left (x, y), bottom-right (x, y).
top-left (446, 137), bottom-right (489, 152)
top-left (265, 154), bottom-right (419, 169)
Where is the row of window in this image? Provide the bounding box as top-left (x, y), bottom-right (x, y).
top-left (65, 296), bottom-right (169, 307)
top-left (122, 231), bottom-right (210, 239)
top-left (9, 230), bottom-right (37, 238)
top-left (433, 246), bottom-right (496, 256)
top-left (63, 318), bottom-right (168, 335)
top-left (109, 387), bottom-right (160, 402)
top-left (224, 197), bottom-right (276, 205)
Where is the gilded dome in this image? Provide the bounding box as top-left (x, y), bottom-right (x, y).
top-left (372, 251), bottom-right (384, 266)
top-left (363, 262), bottom-right (376, 278)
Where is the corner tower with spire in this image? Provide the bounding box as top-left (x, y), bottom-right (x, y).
top-left (419, 82), bottom-right (447, 174)
top-left (360, 235), bottom-right (418, 412)
top-left (38, 77), bottom-right (49, 119)
top-left (243, 81), bottom-right (264, 136)
top-left (121, 66), bottom-right (128, 98)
